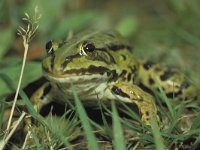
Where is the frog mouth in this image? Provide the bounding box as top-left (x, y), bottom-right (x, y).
top-left (43, 65), bottom-right (111, 78)
top-left (44, 72), bottom-right (107, 82)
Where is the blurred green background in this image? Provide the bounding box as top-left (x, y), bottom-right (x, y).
top-left (0, 0), bottom-right (200, 97)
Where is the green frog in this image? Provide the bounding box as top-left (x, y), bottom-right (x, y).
top-left (30, 30), bottom-right (198, 125)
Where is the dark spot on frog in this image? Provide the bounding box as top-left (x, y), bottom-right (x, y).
top-left (88, 65), bottom-right (110, 75)
top-left (119, 70), bottom-right (127, 81)
top-left (121, 54), bottom-right (126, 60)
top-left (129, 65), bottom-right (138, 79)
top-left (143, 61), bottom-right (155, 70)
top-left (180, 82), bottom-right (190, 89)
top-left (95, 48), bottom-right (116, 64)
top-left (111, 86), bottom-right (130, 98)
top-left (107, 43), bottom-right (122, 51)
top-left (149, 77), bottom-right (155, 85)
top-left (166, 91), bottom-right (182, 99)
top-left (107, 43), bottom-right (132, 51)
top-left (139, 83), bottom-right (154, 98)
top-left (107, 71), bottom-right (111, 76)
top-left (127, 73), bottom-right (132, 82)
top-left (160, 70), bottom-right (176, 81)
top-left (154, 67), bottom-right (162, 72)
top-left (109, 70), bottom-right (118, 81)
top-left (63, 65), bottom-right (109, 75)
top-left (145, 111), bottom-right (149, 116)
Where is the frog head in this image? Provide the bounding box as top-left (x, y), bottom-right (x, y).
top-left (42, 31), bottom-right (131, 82)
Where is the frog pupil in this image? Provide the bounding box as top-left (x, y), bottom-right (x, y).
top-left (84, 43), bottom-right (95, 52)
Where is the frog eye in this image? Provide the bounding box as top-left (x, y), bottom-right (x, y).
top-left (83, 42), bottom-right (95, 52)
top-left (45, 40), bottom-right (54, 54)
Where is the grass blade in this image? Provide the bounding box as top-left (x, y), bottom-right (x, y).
top-left (157, 87), bottom-right (175, 118)
top-left (191, 113), bottom-right (200, 130)
top-left (151, 117), bottom-right (166, 150)
top-left (73, 91), bottom-right (100, 150)
top-left (112, 101), bottom-right (126, 150)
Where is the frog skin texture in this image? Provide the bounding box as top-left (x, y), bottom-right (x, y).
top-left (29, 30), bottom-right (199, 126)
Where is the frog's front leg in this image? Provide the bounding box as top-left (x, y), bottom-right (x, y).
top-left (24, 82), bottom-right (54, 139)
top-left (109, 81), bottom-right (159, 125)
top-left (30, 82), bottom-right (54, 112)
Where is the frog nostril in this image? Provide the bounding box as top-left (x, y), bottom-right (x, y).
top-left (65, 57), bottom-right (72, 64)
top-left (60, 57), bottom-right (72, 71)
top-left (65, 58), bottom-right (71, 63)
top-left (60, 53), bottom-right (81, 71)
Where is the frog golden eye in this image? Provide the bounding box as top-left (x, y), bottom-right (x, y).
top-left (83, 43), bottom-right (95, 52)
top-left (45, 40), bottom-right (54, 54)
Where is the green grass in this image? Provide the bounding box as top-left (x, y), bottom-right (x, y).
top-left (112, 101), bottom-right (126, 150)
top-left (151, 116), bottom-right (166, 150)
top-left (0, 74), bottom-right (200, 149)
top-left (73, 90), bottom-right (100, 150)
